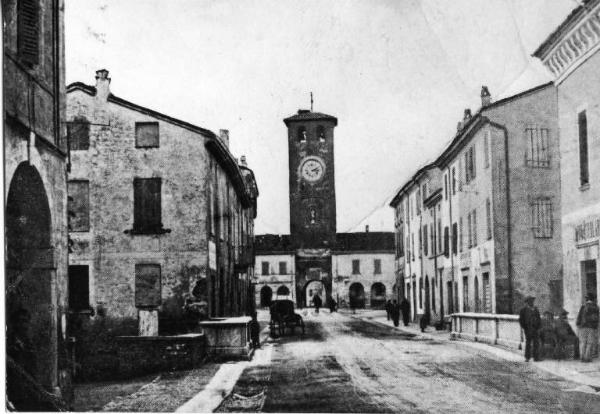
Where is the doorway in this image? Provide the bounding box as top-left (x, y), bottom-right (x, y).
top-left (305, 280), bottom-right (325, 307)
top-left (582, 260), bottom-right (597, 301)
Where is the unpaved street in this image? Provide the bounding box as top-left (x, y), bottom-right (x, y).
top-left (218, 311), bottom-right (580, 413)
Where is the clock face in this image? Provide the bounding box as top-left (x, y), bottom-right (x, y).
top-left (300, 157), bottom-right (325, 182)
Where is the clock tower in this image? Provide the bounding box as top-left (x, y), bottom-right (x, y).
top-left (284, 109), bottom-right (337, 306)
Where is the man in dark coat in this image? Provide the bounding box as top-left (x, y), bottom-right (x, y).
top-left (312, 294), bottom-right (322, 314)
top-left (390, 300), bottom-right (401, 327)
top-left (399, 297), bottom-right (411, 327)
top-left (419, 312), bottom-right (430, 333)
top-left (385, 300), bottom-right (392, 321)
top-left (576, 293), bottom-right (599, 362)
top-left (519, 296), bottom-right (542, 361)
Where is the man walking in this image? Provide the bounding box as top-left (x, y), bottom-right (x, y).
top-left (400, 297), bottom-right (410, 327)
top-left (576, 293), bottom-right (599, 362)
top-left (385, 300), bottom-right (392, 321)
top-left (312, 293), bottom-right (322, 314)
top-left (519, 296), bottom-right (541, 362)
top-left (390, 300), bottom-right (401, 327)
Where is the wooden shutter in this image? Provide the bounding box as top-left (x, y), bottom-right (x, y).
top-left (17, 0), bottom-right (40, 66)
top-left (578, 111), bottom-right (589, 185)
top-left (135, 264), bottom-right (161, 307)
top-left (134, 178), bottom-right (162, 232)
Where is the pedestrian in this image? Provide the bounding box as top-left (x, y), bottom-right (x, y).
top-left (399, 297), bottom-right (410, 327)
top-left (555, 310), bottom-right (579, 360)
top-left (385, 300), bottom-right (392, 321)
top-left (419, 311), bottom-right (430, 333)
top-left (519, 296), bottom-right (542, 362)
top-left (312, 293), bottom-right (322, 314)
top-left (390, 300), bottom-right (401, 327)
top-left (576, 293), bottom-right (599, 362)
top-left (350, 297), bottom-right (356, 314)
top-left (329, 297), bottom-right (337, 313)
top-left (249, 311), bottom-right (261, 349)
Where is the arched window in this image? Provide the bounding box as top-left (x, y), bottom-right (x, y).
top-left (317, 125), bottom-right (325, 142)
top-left (298, 126), bottom-right (307, 142)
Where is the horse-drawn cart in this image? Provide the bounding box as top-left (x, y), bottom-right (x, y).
top-left (269, 299), bottom-right (305, 337)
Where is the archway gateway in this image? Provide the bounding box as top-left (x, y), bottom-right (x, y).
top-left (349, 282), bottom-right (365, 309)
top-left (6, 163), bottom-right (55, 391)
top-left (260, 285), bottom-right (273, 307)
top-left (304, 280), bottom-right (325, 307)
top-left (370, 282), bottom-right (386, 308)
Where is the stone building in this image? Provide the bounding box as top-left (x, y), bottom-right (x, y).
top-left (66, 70), bottom-right (257, 340)
top-left (534, 0), bottom-right (600, 324)
top-left (254, 109), bottom-right (395, 309)
top-left (391, 83), bottom-right (562, 322)
top-left (4, 0), bottom-right (72, 408)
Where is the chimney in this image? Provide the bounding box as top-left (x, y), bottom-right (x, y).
top-left (457, 121), bottom-right (463, 132)
top-left (481, 86), bottom-right (491, 107)
top-left (95, 69), bottom-right (111, 101)
top-left (298, 109), bottom-right (310, 114)
top-left (365, 225), bottom-right (369, 233)
top-left (219, 129), bottom-right (229, 147)
top-left (240, 155), bottom-right (247, 167)
top-left (463, 108), bottom-right (472, 122)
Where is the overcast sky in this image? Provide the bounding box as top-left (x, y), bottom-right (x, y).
top-left (65, 0), bottom-right (575, 235)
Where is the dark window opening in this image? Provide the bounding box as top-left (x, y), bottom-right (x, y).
top-left (298, 126), bottom-right (307, 142)
top-left (374, 259), bottom-right (382, 274)
top-left (262, 261), bottom-right (269, 275)
top-left (67, 118), bottom-right (90, 150)
top-left (133, 177), bottom-right (162, 234)
top-left (317, 125), bottom-right (325, 142)
top-left (135, 122), bottom-right (159, 148)
top-left (578, 111), bottom-right (589, 186)
top-left (452, 222), bottom-right (457, 255)
top-left (68, 180), bottom-right (90, 232)
top-left (69, 265), bottom-right (89, 311)
top-left (352, 259), bottom-right (360, 274)
top-left (443, 226), bottom-right (449, 257)
top-left (279, 261), bottom-right (287, 275)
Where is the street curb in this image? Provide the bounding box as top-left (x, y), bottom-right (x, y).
top-left (351, 312), bottom-right (600, 390)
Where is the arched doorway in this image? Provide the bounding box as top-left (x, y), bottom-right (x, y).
top-left (276, 285), bottom-right (290, 298)
top-left (6, 163), bottom-right (54, 390)
top-left (349, 282), bottom-right (365, 309)
top-left (305, 280), bottom-right (324, 307)
top-left (260, 285), bottom-right (273, 307)
top-left (370, 283), bottom-right (386, 308)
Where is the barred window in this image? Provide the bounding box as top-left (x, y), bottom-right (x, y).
top-left (531, 199), bottom-right (553, 238)
top-left (525, 126), bottom-right (550, 168)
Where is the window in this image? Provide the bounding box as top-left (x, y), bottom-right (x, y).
top-left (486, 198), bottom-right (492, 240)
top-left (423, 225), bottom-right (428, 256)
top-left (67, 118), bottom-right (90, 150)
top-left (406, 236), bottom-right (410, 261)
top-left (135, 264), bottom-right (161, 308)
top-left (443, 226), bottom-right (449, 257)
top-left (459, 217), bottom-right (464, 252)
top-left (298, 126), bottom-right (307, 142)
top-left (411, 233), bottom-right (415, 261)
top-left (467, 213), bottom-right (472, 248)
top-left (374, 259), bottom-right (382, 274)
top-left (416, 189), bottom-right (421, 215)
top-left (462, 275), bottom-right (469, 312)
top-left (317, 125), bottom-right (325, 142)
top-left (17, 0), bottom-right (40, 66)
top-left (133, 178), bottom-right (162, 233)
top-left (452, 222), bottom-right (457, 255)
top-left (430, 223), bottom-right (435, 255)
top-left (531, 199), bottom-right (553, 238)
top-left (68, 265), bottom-right (89, 311)
top-left (458, 157), bottom-right (463, 191)
top-left (352, 259), bottom-right (360, 274)
top-left (135, 122), bottom-right (159, 148)
top-left (279, 261), bottom-right (287, 275)
top-left (451, 167), bottom-right (456, 195)
top-left (437, 219), bottom-right (442, 253)
top-left (484, 130), bottom-right (490, 168)
top-left (472, 209), bottom-right (478, 247)
top-left (444, 174), bottom-right (448, 200)
top-left (525, 125), bottom-right (550, 168)
top-left (465, 146), bottom-right (476, 183)
top-left (262, 261), bottom-right (269, 275)
top-left (578, 111), bottom-right (589, 186)
top-left (68, 180), bottom-right (90, 232)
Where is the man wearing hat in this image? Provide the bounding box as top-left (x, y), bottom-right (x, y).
top-left (519, 296), bottom-right (541, 361)
top-left (576, 293), bottom-right (599, 362)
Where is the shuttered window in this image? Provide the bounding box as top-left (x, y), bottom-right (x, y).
top-left (443, 226), bottom-right (449, 257)
top-left (452, 222), bottom-right (457, 255)
top-left (135, 122), bottom-right (159, 148)
top-left (279, 261), bottom-right (287, 275)
top-left (135, 264), bottom-right (161, 308)
top-left (578, 111), bottom-right (589, 186)
top-left (17, 0), bottom-right (40, 66)
top-left (261, 261), bottom-right (269, 275)
top-left (133, 177), bottom-right (162, 233)
top-left (374, 259), bottom-right (382, 274)
top-left (68, 180), bottom-right (90, 231)
top-left (352, 259), bottom-right (360, 274)
top-left (67, 119), bottom-right (90, 151)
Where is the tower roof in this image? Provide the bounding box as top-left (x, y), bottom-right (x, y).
top-left (283, 109), bottom-right (338, 126)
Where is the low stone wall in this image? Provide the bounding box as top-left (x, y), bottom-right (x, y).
top-left (450, 313), bottom-right (524, 349)
top-left (199, 316), bottom-right (252, 360)
top-left (115, 334), bottom-right (206, 378)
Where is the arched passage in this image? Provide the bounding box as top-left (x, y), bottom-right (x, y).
top-left (349, 282), bottom-right (365, 309)
top-left (6, 163), bottom-right (54, 390)
top-left (276, 285), bottom-right (290, 297)
top-left (370, 282), bottom-right (386, 308)
top-left (304, 280), bottom-right (324, 307)
top-left (260, 285), bottom-right (273, 307)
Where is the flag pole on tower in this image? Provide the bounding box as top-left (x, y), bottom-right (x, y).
top-left (310, 92), bottom-right (314, 112)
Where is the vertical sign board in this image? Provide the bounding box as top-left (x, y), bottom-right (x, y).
top-left (209, 241), bottom-right (217, 271)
